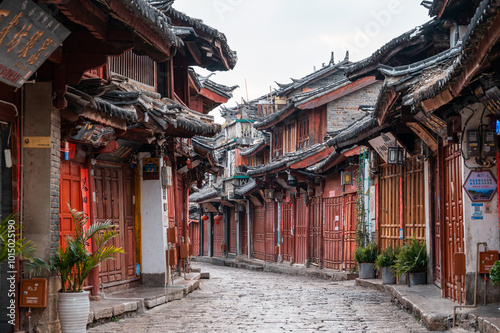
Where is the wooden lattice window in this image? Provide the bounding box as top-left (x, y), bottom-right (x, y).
top-left (273, 127), bottom-right (283, 158)
top-left (297, 117), bottom-right (309, 149)
top-left (109, 50), bottom-right (156, 89)
top-left (285, 121), bottom-right (296, 153)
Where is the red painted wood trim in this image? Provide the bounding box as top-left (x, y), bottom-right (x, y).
top-left (289, 147), bottom-right (334, 169)
top-left (297, 76), bottom-right (377, 110)
top-left (200, 87), bottom-right (229, 104)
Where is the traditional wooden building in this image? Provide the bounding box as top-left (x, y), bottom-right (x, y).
top-left (0, 0), bottom-right (237, 331)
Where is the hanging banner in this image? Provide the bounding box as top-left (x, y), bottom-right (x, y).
top-left (80, 168), bottom-right (92, 251)
top-left (0, 0), bottom-right (70, 88)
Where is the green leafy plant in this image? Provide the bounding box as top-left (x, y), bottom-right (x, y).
top-left (393, 237), bottom-right (428, 277)
top-left (490, 260), bottom-right (500, 286)
top-left (354, 243), bottom-right (378, 264)
top-left (375, 245), bottom-right (399, 269)
top-left (0, 215), bottom-right (34, 262)
top-left (25, 205), bottom-right (124, 293)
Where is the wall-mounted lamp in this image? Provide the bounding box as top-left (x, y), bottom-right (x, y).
top-left (265, 189), bottom-right (274, 200)
top-left (287, 173), bottom-right (297, 187)
top-left (387, 143), bottom-right (406, 165)
top-left (341, 171), bottom-right (353, 185)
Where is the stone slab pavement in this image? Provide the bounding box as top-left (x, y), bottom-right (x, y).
top-left (88, 262), bottom-right (473, 333)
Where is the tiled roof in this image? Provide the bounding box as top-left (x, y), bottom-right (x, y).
top-left (189, 187), bottom-right (220, 203)
top-left (247, 143), bottom-right (327, 176)
top-left (189, 69), bottom-right (238, 100)
top-left (240, 139), bottom-right (267, 157)
top-left (234, 179), bottom-right (258, 196)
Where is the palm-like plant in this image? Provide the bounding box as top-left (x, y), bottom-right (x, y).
top-left (0, 215), bottom-right (34, 262)
top-left (25, 205), bottom-right (124, 292)
top-left (393, 237), bottom-right (428, 277)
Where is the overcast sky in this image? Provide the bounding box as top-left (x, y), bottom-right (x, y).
top-left (173, 1), bottom-right (431, 123)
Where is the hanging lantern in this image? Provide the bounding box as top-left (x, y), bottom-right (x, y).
top-left (287, 173), bottom-right (297, 187)
top-left (201, 215), bottom-right (209, 221)
top-left (214, 214), bottom-right (223, 225)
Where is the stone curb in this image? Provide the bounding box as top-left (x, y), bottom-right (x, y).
top-left (88, 276), bottom-right (201, 328)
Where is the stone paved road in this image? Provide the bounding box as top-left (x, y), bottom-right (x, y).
top-left (89, 263), bottom-right (470, 333)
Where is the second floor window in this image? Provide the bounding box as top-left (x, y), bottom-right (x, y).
top-left (273, 127), bottom-right (283, 158)
top-left (297, 117), bottom-right (309, 149)
top-left (285, 121), bottom-right (296, 153)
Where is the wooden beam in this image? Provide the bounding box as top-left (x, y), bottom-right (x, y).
top-left (406, 122), bottom-right (438, 152)
top-left (178, 159), bottom-right (201, 175)
top-left (186, 41), bottom-right (203, 66)
top-left (377, 88), bottom-right (397, 126)
top-left (297, 76), bottom-right (377, 110)
top-left (221, 200), bottom-right (235, 207)
top-left (249, 194), bottom-right (263, 207)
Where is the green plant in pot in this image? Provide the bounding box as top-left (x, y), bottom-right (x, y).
top-left (25, 205), bottom-right (123, 333)
top-left (375, 245), bottom-right (399, 284)
top-left (354, 243), bottom-right (378, 279)
top-left (393, 237), bottom-right (428, 286)
top-left (491, 260), bottom-right (500, 287)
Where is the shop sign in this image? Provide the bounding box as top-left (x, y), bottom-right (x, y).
top-left (463, 170), bottom-right (497, 202)
top-left (0, 0), bottom-right (70, 88)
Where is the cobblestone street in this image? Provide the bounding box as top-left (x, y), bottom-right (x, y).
top-left (88, 263), bottom-right (470, 333)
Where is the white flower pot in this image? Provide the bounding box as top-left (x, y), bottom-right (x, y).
top-left (58, 291), bottom-right (90, 333)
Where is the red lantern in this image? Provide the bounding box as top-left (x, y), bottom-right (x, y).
top-left (214, 214), bottom-right (223, 225)
top-left (201, 215), bottom-right (209, 221)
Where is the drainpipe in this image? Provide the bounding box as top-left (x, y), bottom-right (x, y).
top-left (452, 242), bottom-right (487, 327)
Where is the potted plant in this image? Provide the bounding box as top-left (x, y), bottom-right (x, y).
top-left (354, 243), bottom-right (378, 279)
top-left (375, 245), bottom-right (399, 284)
top-left (491, 260), bottom-right (500, 287)
top-left (393, 237), bottom-right (428, 286)
top-left (25, 205), bottom-right (123, 333)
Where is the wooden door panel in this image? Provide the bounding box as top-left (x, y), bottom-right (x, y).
top-left (203, 220), bottom-right (209, 256)
top-left (443, 144), bottom-right (464, 302)
top-left (265, 202), bottom-right (276, 262)
top-left (282, 202), bottom-right (293, 262)
top-left (344, 194), bottom-right (357, 270)
top-left (310, 196), bottom-right (321, 265)
top-left (213, 218), bottom-right (224, 257)
top-left (295, 199), bottom-right (307, 264)
top-left (229, 208), bottom-right (237, 254)
top-left (242, 212), bottom-right (248, 255)
top-left (324, 196), bottom-right (343, 270)
top-left (253, 207), bottom-right (265, 260)
top-left (59, 161), bottom-right (82, 248)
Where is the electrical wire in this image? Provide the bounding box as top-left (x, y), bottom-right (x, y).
top-left (460, 105), bottom-right (481, 169)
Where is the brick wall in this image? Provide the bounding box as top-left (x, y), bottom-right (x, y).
top-left (49, 108), bottom-right (61, 256)
top-left (326, 81), bottom-right (383, 134)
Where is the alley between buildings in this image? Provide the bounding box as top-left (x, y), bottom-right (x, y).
top-left (88, 263), bottom-right (470, 333)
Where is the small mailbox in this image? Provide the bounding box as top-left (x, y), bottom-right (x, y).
top-left (166, 246), bottom-right (178, 266)
top-left (479, 251), bottom-right (499, 274)
top-left (180, 244), bottom-right (190, 259)
top-left (453, 252), bottom-right (466, 276)
top-left (166, 228), bottom-right (178, 244)
top-left (20, 278), bottom-right (48, 308)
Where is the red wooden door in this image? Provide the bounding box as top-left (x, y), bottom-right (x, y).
top-left (443, 144), bottom-right (464, 302)
top-left (265, 202), bottom-right (276, 262)
top-left (94, 167), bottom-right (124, 284)
top-left (344, 193), bottom-right (357, 270)
top-left (60, 161), bottom-right (83, 247)
top-left (213, 216), bottom-right (224, 257)
top-left (431, 155), bottom-right (443, 287)
top-left (229, 207), bottom-right (237, 254)
top-left (295, 198), bottom-right (307, 264)
top-left (203, 220), bottom-right (209, 256)
top-left (282, 201), bottom-right (293, 262)
top-left (324, 196), bottom-right (343, 270)
top-left (190, 222), bottom-right (200, 256)
top-left (253, 206), bottom-right (265, 260)
top-left (310, 196), bottom-right (322, 265)
top-left (123, 167), bottom-right (136, 280)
